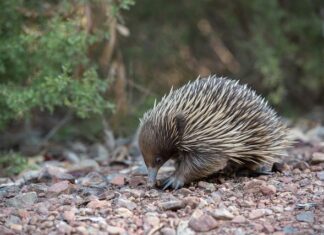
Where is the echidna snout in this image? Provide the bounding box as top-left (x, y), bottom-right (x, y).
top-left (138, 75), bottom-right (290, 189)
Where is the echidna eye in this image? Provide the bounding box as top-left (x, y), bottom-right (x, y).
top-left (155, 157), bottom-right (162, 165)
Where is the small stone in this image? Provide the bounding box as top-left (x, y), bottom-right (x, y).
top-left (260, 184), bottom-right (277, 195)
top-left (211, 208), bottom-right (234, 220)
top-left (272, 162), bottom-right (290, 172)
top-left (253, 223), bottom-right (263, 231)
top-left (10, 224), bottom-right (22, 232)
top-left (211, 192), bottom-right (222, 204)
top-left (183, 196), bottom-right (200, 209)
top-left (63, 210), bottom-right (75, 223)
top-left (232, 215), bottom-right (246, 223)
top-left (244, 179), bottom-right (266, 193)
top-left (128, 176), bottom-right (146, 187)
top-left (161, 227), bottom-right (176, 235)
top-left (110, 175), bottom-right (125, 186)
top-left (6, 192), bottom-right (38, 208)
top-left (106, 225), bottom-right (125, 234)
top-left (144, 213), bottom-right (160, 227)
top-left (312, 152), bottom-right (324, 164)
top-left (161, 200), bottom-right (185, 211)
top-left (177, 221), bottom-right (195, 235)
top-left (293, 161), bottom-right (310, 170)
top-left (249, 209), bottom-right (267, 219)
top-left (48, 181), bottom-right (70, 194)
top-left (188, 214), bottom-right (218, 232)
top-left (78, 171), bottom-right (106, 187)
top-left (283, 226), bottom-right (298, 234)
top-left (198, 181), bottom-right (216, 191)
top-left (87, 199), bottom-right (109, 209)
top-left (316, 171), bottom-right (324, 181)
top-left (296, 211), bottom-right (314, 223)
top-left (116, 198), bottom-right (137, 210)
top-left (116, 207), bottom-right (133, 217)
top-left (57, 221), bottom-right (73, 234)
top-left (263, 221), bottom-right (274, 233)
top-left (177, 188), bottom-right (192, 196)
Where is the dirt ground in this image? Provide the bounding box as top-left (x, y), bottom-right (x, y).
top-left (0, 124), bottom-right (323, 235)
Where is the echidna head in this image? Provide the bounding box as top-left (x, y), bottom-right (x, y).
top-left (139, 119), bottom-right (178, 187)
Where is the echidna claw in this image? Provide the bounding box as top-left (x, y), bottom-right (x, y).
top-left (162, 176), bottom-right (184, 190)
top-left (162, 177), bottom-right (174, 190)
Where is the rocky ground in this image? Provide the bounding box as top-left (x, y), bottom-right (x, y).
top-left (0, 123), bottom-right (324, 235)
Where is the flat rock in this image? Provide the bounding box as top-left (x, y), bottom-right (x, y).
top-left (161, 227), bottom-right (176, 235)
top-left (211, 208), bottom-right (234, 220)
top-left (48, 180), bottom-right (70, 194)
top-left (177, 221), bottom-right (195, 235)
top-left (110, 175), bottom-right (125, 186)
top-left (116, 198), bottom-right (137, 210)
top-left (198, 181), bottom-right (216, 191)
top-left (296, 211), bottom-right (314, 223)
top-left (232, 215), bottom-right (246, 223)
top-left (6, 192), bottom-right (38, 208)
top-left (316, 171), bottom-right (324, 181)
top-left (160, 200), bottom-right (185, 211)
top-left (244, 179), bottom-right (266, 193)
top-left (87, 199), bottom-right (110, 209)
top-left (311, 152), bottom-right (324, 164)
top-left (107, 225), bottom-right (125, 234)
top-left (188, 214), bottom-right (218, 232)
top-left (249, 209), bottom-right (272, 219)
top-left (260, 184), bottom-right (277, 195)
top-left (116, 207), bottom-right (133, 217)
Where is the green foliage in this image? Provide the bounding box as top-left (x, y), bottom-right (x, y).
top-left (0, 152), bottom-right (30, 176)
top-left (0, 0), bottom-right (133, 130)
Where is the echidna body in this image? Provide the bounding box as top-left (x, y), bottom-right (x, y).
top-left (139, 75), bottom-right (289, 189)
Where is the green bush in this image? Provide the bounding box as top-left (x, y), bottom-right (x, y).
top-left (0, 0), bottom-right (134, 130)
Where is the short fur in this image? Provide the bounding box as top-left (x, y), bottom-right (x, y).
top-left (139, 75), bottom-right (290, 189)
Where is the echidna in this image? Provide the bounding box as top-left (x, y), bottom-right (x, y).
top-left (139, 75), bottom-right (289, 189)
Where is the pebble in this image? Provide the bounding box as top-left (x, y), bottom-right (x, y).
top-left (78, 171), bottom-right (106, 187)
top-left (87, 199), bottom-right (110, 209)
top-left (249, 209), bottom-right (271, 219)
top-left (110, 175), bottom-right (125, 186)
top-left (177, 221), bottom-right (195, 235)
top-left (183, 196), bottom-right (200, 209)
top-left (144, 213), bottom-right (160, 227)
top-left (211, 208), bottom-right (234, 220)
top-left (48, 181), bottom-right (70, 194)
top-left (244, 179), bottom-right (266, 193)
top-left (232, 215), bottom-right (246, 223)
top-left (63, 210), bottom-right (75, 222)
top-left (260, 184), bottom-right (277, 195)
top-left (10, 224), bottom-right (22, 232)
top-left (263, 221), bottom-right (274, 233)
top-left (296, 211), bottom-right (314, 223)
top-left (311, 152), bottom-right (324, 163)
top-left (293, 161), bottom-right (310, 170)
top-left (188, 214), bottom-right (218, 232)
top-left (106, 225), bottom-right (125, 234)
top-left (57, 221), bottom-right (72, 234)
top-left (160, 200), bottom-right (185, 211)
top-left (116, 198), bottom-right (137, 210)
top-left (116, 207), bottom-right (133, 217)
top-left (316, 171), bottom-right (324, 181)
top-left (283, 226), bottom-right (299, 234)
top-left (197, 181), bottom-right (216, 191)
top-left (6, 192), bottom-right (38, 208)
top-left (161, 227), bottom-right (176, 235)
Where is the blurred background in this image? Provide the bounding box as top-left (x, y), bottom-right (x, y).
top-left (0, 0), bottom-right (323, 175)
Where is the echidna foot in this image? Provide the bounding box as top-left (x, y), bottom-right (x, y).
top-left (162, 175), bottom-right (185, 190)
